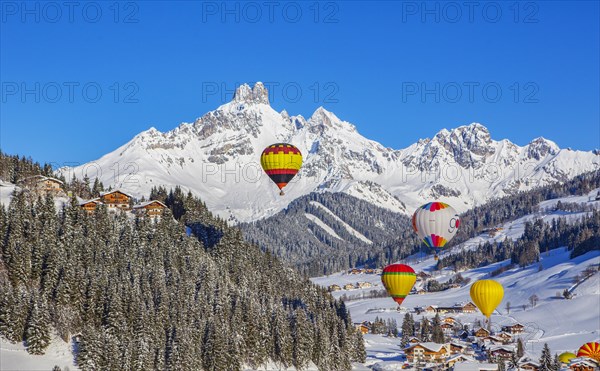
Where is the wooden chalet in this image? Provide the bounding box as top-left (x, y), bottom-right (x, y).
top-left (328, 284), bottom-right (341, 292)
top-left (343, 283), bottom-right (355, 290)
top-left (445, 354), bottom-right (475, 368)
top-left (488, 345), bottom-right (515, 359)
top-left (132, 200), bottom-right (166, 218)
top-left (481, 336), bottom-right (504, 345)
top-left (441, 322), bottom-right (455, 333)
top-left (425, 305), bottom-right (438, 313)
top-left (100, 190), bottom-right (132, 210)
top-left (19, 175), bottom-right (64, 196)
top-left (569, 358), bottom-right (600, 371)
top-left (460, 302), bottom-right (477, 313)
top-left (405, 342), bottom-right (450, 362)
top-left (79, 198), bottom-right (102, 213)
top-left (443, 317), bottom-right (457, 324)
top-left (449, 342), bottom-right (467, 354)
top-left (474, 327), bottom-right (490, 338)
top-left (501, 323), bottom-right (525, 334)
top-left (354, 323), bottom-right (369, 335)
top-left (519, 361), bottom-right (540, 371)
top-left (496, 332), bottom-right (513, 343)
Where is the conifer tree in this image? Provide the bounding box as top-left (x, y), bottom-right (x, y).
top-left (539, 343), bottom-right (553, 371)
top-left (25, 295), bottom-right (51, 355)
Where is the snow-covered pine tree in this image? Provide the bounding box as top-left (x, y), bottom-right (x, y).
top-left (539, 343), bottom-right (553, 371)
top-left (24, 294), bottom-right (51, 355)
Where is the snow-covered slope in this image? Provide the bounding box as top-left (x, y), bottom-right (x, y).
top-left (0, 334), bottom-right (78, 371)
top-left (311, 192), bottom-right (600, 369)
top-left (61, 83), bottom-right (600, 223)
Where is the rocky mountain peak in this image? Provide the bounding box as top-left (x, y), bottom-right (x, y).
top-left (232, 82), bottom-right (270, 105)
top-left (527, 137), bottom-right (560, 160)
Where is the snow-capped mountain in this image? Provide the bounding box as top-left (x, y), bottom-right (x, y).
top-left (61, 82), bottom-right (600, 223)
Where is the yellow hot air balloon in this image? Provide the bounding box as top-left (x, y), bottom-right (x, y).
top-left (558, 352), bottom-right (576, 364)
top-left (470, 279), bottom-right (504, 318)
top-left (381, 264), bottom-right (417, 306)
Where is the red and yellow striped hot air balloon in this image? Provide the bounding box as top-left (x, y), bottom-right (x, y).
top-left (577, 342), bottom-right (600, 362)
top-left (381, 264), bottom-right (416, 306)
top-left (260, 143), bottom-right (303, 196)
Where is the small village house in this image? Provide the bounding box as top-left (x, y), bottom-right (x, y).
top-left (100, 190), bottom-right (132, 210)
top-left (449, 342), bottom-right (467, 354)
top-left (18, 175), bottom-right (64, 196)
top-left (343, 283), bottom-right (355, 290)
top-left (496, 332), bottom-right (513, 343)
top-left (405, 342), bottom-right (450, 363)
top-left (445, 354), bottom-right (475, 368)
top-left (474, 327), bottom-right (490, 338)
top-left (488, 345), bottom-right (515, 359)
top-left (132, 200), bottom-right (167, 218)
top-left (501, 323), bottom-right (525, 334)
top-left (441, 323), bottom-right (454, 333)
top-left (443, 317), bottom-right (456, 325)
top-left (481, 336), bottom-right (504, 346)
top-left (568, 358), bottom-right (600, 371)
top-left (328, 284), bottom-right (341, 292)
top-left (354, 323), bottom-right (369, 335)
top-left (519, 360), bottom-right (540, 371)
top-left (79, 199), bottom-right (102, 213)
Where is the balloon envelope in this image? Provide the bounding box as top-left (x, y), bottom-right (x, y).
top-left (558, 352), bottom-right (576, 364)
top-left (577, 342), bottom-right (600, 362)
top-left (412, 202), bottom-right (460, 248)
top-left (260, 143), bottom-right (302, 191)
top-left (381, 264), bottom-right (416, 306)
top-left (469, 279), bottom-right (504, 318)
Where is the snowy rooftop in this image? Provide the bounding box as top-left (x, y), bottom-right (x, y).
top-left (454, 361), bottom-right (498, 371)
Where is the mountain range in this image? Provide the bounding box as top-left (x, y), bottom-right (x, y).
top-left (62, 82), bottom-right (600, 223)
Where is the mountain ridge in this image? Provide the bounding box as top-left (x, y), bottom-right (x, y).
top-left (60, 83), bottom-right (600, 223)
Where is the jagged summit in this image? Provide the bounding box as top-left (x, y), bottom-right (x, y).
top-left (232, 82), bottom-right (270, 105)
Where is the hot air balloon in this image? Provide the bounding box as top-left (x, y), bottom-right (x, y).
top-left (469, 279), bottom-right (504, 318)
top-left (412, 201), bottom-right (460, 259)
top-left (381, 264), bottom-right (416, 306)
top-left (577, 342), bottom-right (600, 362)
top-left (260, 143), bottom-right (302, 196)
top-left (558, 352), bottom-right (576, 364)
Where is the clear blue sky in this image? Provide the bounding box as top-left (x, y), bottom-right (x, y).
top-left (1, 1), bottom-right (599, 166)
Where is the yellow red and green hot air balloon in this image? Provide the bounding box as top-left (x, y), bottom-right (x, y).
top-left (412, 201), bottom-right (460, 259)
top-left (260, 143), bottom-right (303, 195)
top-left (577, 342), bottom-right (600, 362)
top-left (558, 352), bottom-right (576, 364)
top-left (469, 279), bottom-right (504, 318)
top-left (381, 264), bottom-right (417, 306)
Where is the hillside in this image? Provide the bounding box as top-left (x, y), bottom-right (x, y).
top-left (0, 187), bottom-right (365, 370)
top-left (311, 190), bottom-right (600, 369)
top-left (242, 171), bottom-right (600, 276)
